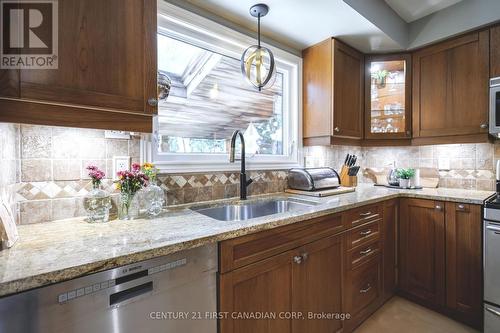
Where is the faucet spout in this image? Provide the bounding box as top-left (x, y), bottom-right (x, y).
top-left (229, 130), bottom-right (252, 200)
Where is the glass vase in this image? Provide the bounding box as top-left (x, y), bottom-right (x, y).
top-left (118, 192), bottom-right (140, 220)
top-left (83, 183), bottom-right (111, 223)
top-left (143, 180), bottom-right (165, 218)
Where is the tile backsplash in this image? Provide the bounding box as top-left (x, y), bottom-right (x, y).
top-left (303, 143), bottom-right (498, 191)
top-left (2, 121), bottom-right (499, 225)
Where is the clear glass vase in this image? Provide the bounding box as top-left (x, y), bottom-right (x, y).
top-left (83, 183), bottom-right (111, 223)
top-left (118, 192), bottom-right (140, 220)
top-left (143, 180), bottom-right (164, 218)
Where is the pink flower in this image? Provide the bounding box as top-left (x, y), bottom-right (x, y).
top-left (131, 163), bottom-right (141, 172)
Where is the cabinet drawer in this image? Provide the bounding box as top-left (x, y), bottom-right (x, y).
top-left (345, 203), bottom-right (382, 228)
top-left (347, 240), bottom-right (380, 269)
top-left (347, 219), bottom-right (380, 249)
top-left (220, 213), bottom-right (344, 273)
top-left (348, 258), bottom-right (381, 317)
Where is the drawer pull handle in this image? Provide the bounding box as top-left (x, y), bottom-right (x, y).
top-left (359, 212), bottom-right (372, 217)
top-left (486, 306), bottom-right (500, 317)
top-left (293, 255), bottom-right (302, 264)
top-left (360, 230), bottom-right (372, 236)
top-left (360, 248), bottom-right (372, 255)
top-left (359, 284), bottom-right (372, 294)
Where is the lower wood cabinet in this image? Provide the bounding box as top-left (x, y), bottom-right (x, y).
top-left (219, 234), bottom-right (343, 333)
top-left (445, 202), bottom-right (483, 328)
top-left (399, 198), bottom-right (446, 306)
top-left (399, 198), bottom-right (483, 329)
top-left (218, 198), bottom-right (482, 332)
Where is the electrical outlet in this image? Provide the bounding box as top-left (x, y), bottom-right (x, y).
top-left (113, 156), bottom-right (131, 179)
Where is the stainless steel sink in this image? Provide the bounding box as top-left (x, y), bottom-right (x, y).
top-left (192, 198), bottom-right (318, 221)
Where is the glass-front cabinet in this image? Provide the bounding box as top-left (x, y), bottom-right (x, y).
top-left (365, 54), bottom-right (411, 139)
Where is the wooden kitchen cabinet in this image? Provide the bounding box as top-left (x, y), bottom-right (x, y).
top-left (382, 199), bottom-right (398, 301)
top-left (219, 234), bottom-right (344, 333)
top-left (490, 25), bottom-right (500, 77)
top-left (399, 198), bottom-right (446, 307)
top-left (412, 30), bottom-right (489, 144)
top-left (292, 235), bottom-right (344, 333)
top-left (445, 202), bottom-right (482, 329)
top-left (0, 0), bottom-right (157, 132)
top-left (365, 54), bottom-right (412, 140)
top-left (303, 38), bottom-right (364, 146)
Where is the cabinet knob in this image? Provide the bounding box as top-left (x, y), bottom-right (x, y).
top-left (293, 255), bottom-right (302, 264)
top-left (334, 127), bottom-right (340, 133)
top-left (148, 98), bottom-right (158, 107)
top-left (435, 205), bottom-right (442, 211)
top-left (480, 123), bottom-right (488, 129)
top-left (406, 130), bottom-right (411, 136)
top-left (457, 204), bottom-right (465, 210)
top-left (301, 252), bottom-right (309, 261)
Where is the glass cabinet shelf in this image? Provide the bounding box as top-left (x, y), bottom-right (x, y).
top-left (365, 55), bottom-right (411, 139)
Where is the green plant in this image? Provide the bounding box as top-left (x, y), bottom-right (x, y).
top-left (396, 168), bottom-right (416, 180)
top-left (371, 69), bottom-right (388, 82)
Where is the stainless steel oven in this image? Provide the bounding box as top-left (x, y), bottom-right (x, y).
top-left (489, 77), bottom-right (500, 137)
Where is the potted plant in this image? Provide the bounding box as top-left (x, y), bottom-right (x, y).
top-left (372, 69), bottom-right (388, 88)
top-left (396, 168), bottom-right (416, 188)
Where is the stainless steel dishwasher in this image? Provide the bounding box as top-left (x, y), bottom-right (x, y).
top-left (0, 244), bottom-right (217, 333)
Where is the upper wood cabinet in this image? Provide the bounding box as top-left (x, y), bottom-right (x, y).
top-left (399, 198), bottom-right (446, 307)
top-left (412, 31), bottom-right (489, 143)
top-left (303, 38), bottom-right (364, 146)
top-left (490, 25), bottom-right (500, 78)
top-left (0, 0), bottom-right (157, 132)
top-left (365, 54), bottom-right (411, 140)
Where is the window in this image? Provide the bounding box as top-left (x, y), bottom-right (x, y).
top-left (153, 2), bottom-right (302, 172)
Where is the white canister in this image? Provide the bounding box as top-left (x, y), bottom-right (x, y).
top-left (412, 169), bottom-right (421, 187)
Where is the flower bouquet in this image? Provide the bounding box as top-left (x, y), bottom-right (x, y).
top-left (115, 163), bottom-right (149, 220)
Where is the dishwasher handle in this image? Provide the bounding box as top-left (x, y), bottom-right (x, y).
top-left (486, 225), bottom-right (500, 234)
top-left (109, 281), bottom-right (153, 307)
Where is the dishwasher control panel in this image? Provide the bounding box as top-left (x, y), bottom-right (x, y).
top-left (57, 257), bottom-right (187, 304)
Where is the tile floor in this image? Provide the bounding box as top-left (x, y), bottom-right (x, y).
top-left (354, 296), bottom-right (478, 333)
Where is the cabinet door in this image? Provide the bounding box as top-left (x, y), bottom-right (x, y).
top-left (445, 202), bottom-right (482, 329)
top-left (333, 41), bottom-right (363, 139)
top-left (365, 54), bottom-right (411, 140)
top-left (413, 31), bottom-right (489, 139)
top-left (0, 0), bottom-right (157, 132)
top-left (292, 235), bottom-right (343, 333)
top-left (382, 199), bottom-right (398, 301)
top-left (399, 198), bottom-right (445, 306)
top-left (491, 26), bottom-right (500, 78)
top-left (219, 251), bottom-right (293, 333)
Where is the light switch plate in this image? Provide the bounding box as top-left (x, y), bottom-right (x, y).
top-left (113, 156), bottom-right (131, 179)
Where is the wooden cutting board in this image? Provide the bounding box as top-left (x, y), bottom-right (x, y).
top-left (285, 187), bottom-right (356, 197)
top-left (364, 167), bottom-right (439, 188)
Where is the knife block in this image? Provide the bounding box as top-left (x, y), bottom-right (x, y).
top-left (340, 166), bottom-right (358, 187)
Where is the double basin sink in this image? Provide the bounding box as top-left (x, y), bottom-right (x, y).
top-left (192, 198), bottom-right (318, 221)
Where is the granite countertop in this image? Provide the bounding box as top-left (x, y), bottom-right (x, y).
top-left (0, 184), bottom-right (494, 297)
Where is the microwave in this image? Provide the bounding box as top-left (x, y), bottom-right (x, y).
top-left (490, 77), bottom-right (500, 137)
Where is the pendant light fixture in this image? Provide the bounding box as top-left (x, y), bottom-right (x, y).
top-left (241, 3), bottom-right (276, 91)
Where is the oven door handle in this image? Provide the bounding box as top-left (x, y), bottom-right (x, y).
top-left (486, 306), bottom-right (500, 317)
top-left (486, 225), bottom-right (500, 234)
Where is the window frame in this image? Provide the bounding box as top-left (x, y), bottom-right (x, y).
top-left (150, 1), bottom-right (303, 173)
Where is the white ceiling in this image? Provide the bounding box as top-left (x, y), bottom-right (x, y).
top-left (180, 0), bottom-right (402, 53)
top-left (384, 0), bottom-right (463, 22)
